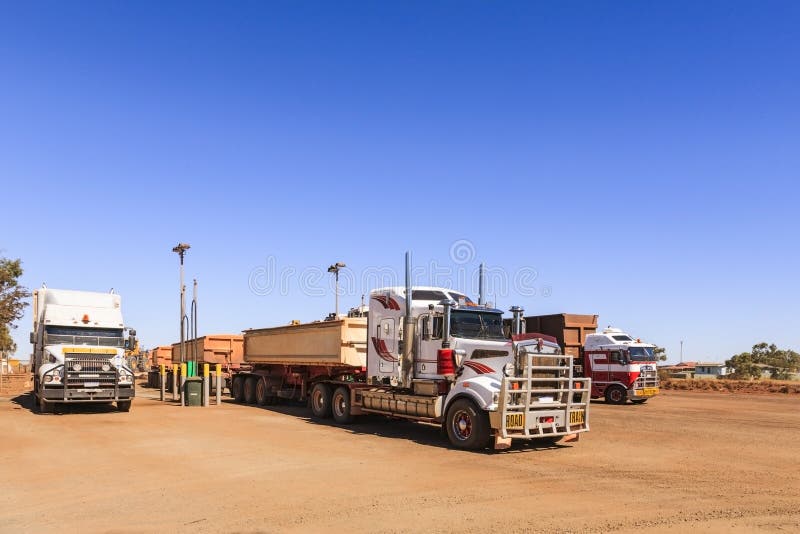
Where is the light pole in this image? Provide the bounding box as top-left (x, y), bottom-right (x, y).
top-left (327, 262), bottom-right (346, 318)
top-left (680, 340), bottom-right (684, 364)
top-left (172, 243), bottom-right (191, 368)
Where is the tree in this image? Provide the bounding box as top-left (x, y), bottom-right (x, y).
top-left (726, 342), bottom-right (800, 380)
top-left (0, 257), bottom-right (30, 356)
top-left (653, 346), bottom-right (667, 362)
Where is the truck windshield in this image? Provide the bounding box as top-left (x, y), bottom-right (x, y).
top-left (45, 326), bottom-right (124, 347)
top-left (450, 311), bottom-right (506, 340)
top-left (628, 347), bottom-right (656, 361)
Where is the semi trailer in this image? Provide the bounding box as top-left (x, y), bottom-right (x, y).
top-left (231, 259), bottom-right (590, 450)
top-left (30, 287), bottom-right (136, 413)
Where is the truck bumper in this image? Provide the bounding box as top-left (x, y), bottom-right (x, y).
top-left (42, 387), bottom-right (135, 402)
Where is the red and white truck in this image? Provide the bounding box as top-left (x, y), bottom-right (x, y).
top-left (582, 327), bottom-right (660, 404)
top-left (231, 257), bottom-right (590, 450)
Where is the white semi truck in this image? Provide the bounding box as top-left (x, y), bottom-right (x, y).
top-left (232, 255), bottom-right (591, 450)
top-left (30, 287), bottom-right (136, 413)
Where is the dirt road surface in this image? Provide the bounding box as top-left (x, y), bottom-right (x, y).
top-left (1, 387), bottom-right (798, 533)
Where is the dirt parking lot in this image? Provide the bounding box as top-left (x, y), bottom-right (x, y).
top-left (1, 386), bottom-right (798, 533)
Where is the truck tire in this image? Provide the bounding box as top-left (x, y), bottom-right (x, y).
top-left (244, 377), bottom-right (258, 404)
top-left (331, 386), bottom-right (354, 424)
top-left (309, 383), bottom-right (332, 419)
top-left (232, 376), bottom-right (245, 403)
top-left (445, 398), bottom-right (490, 450)
top-left (38, 395), bottom-right (52, 414)
top-left (605, 385), bottom-right (627, 405)
top-left (256, 378), bottom-right (269, 406)
top-left (117, 400), bottom-right (132, 412)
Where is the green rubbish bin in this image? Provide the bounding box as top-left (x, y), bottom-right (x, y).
top-left (184, 377), bottom-right (203, 406)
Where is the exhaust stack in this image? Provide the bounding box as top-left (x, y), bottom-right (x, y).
top-left (478, 263), bottom-right (485, 306)
top-left (510, 305), bottom-right (525, 336)
top-left (402, 251), bottom-right (415, 388)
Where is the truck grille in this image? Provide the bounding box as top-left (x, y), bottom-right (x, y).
top-left (64, 355), bottom-right (117, 388)
top-left (635, 369), bottom-right (659, 388)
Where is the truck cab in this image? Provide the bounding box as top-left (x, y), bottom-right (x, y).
top-left (31, 287), bottom-right (136, 413)
top-left (583, 327), bottom-right (659, 404)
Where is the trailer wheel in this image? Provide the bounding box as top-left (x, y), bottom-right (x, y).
top-left (605, 385), bottom-right (627, 405)
top-left (256, 378), bottom-right (269, 406)
top-left (117, 400), bottom-right (132, 412)
top-left (309, 383), bottom-right (332, 419)
top-left (445, 398), bottom-right (490, 450)
top-left (232, 376), bottom-right (245, 402)
top-left (244, 377), bottom-right (258, 404)
top-left (331, 386), bottom-right (354, 424)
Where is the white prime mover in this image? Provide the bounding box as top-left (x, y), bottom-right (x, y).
top-left (30, 287), bottom-right (136, 413)
top-left (233, 255), bottom-right (591, 450)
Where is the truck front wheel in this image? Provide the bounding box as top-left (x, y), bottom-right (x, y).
top-left (331, 386), bottom-right (354, 424)
top-left (117, 400), bottom-right (132, 412)
top-left (445, 398), bottom-right (490, 450)
top-left (309, 383), bottom-right (332, 419)
top-left (605, 385), bottom-right (627, 405)
top-left (38, 395), bottom-right (52, 414)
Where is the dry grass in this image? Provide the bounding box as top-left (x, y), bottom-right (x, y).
top-left (662, 378), bottom-right (800, 395)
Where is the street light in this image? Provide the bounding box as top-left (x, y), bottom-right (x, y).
top-left (327, 262), bottom-right (346, 318)
top-left (172, 243), bottom-right (190, 367)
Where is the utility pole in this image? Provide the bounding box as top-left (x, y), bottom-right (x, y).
top-left (172, 243), bottom-right (191, 369)
top-left (680, 340), bottom-right (684, 363)
top-left (327, 262), bottom-right (346, 318)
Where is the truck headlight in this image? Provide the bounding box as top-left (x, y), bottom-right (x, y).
top-left (44, 375), bottom-right (53, 383)
top-left (503, 362), bottom-right (514, 377)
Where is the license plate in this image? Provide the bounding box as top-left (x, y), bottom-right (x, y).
top-left (505, 412), bottom-right (525, 430)
top-left (640, 387), bottom-right (659, 397)
top-left (84, 381), bottom-right (100, 388)
top-left (569, 410), bottom-right (585, 425)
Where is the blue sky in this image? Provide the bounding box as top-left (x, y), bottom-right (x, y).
top-left (1, 1), bottom-right (798, 364)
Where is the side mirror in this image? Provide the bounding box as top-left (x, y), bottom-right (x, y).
top-left (422, 316), bottom-right (431, 341)
top-left (128, 329), bottom-right (137, 337)
top-left (30, 332), bottom-right (34, 344)
top-left (124, 339), bottom-right (131, 350)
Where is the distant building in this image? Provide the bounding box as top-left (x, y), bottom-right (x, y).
top-left (659, 361), bottom-right (697, 379)
top-left (694, 362), bottom-right (728, 379)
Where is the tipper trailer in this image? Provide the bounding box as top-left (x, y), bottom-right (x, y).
top-left (232, 272), bottom-right (590, 450)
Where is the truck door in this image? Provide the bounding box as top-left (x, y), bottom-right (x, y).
top-left (377, 318), bottom-right (396, 373)
top-left (415, 314), bottom-right (440, 378)
top-left (589, 351), bottom-right (611, 392)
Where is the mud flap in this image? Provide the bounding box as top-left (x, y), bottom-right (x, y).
top-left (563, 433), bottom-right (580, 443)
top-left (493, 434), bottom-right (512, 450)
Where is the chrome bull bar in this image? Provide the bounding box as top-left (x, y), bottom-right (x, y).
top-left (496, 353), bottom-right (591, 440)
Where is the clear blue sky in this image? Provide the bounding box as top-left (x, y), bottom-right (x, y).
top-left (2, 1), bottom-right (798, 364)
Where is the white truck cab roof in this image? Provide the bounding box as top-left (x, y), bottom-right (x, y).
top-left (584, 327), bottom-right (654, 350)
